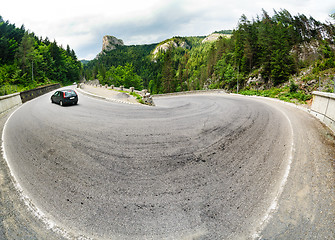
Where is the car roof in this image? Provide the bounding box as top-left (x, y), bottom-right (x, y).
top-left (60, 89), bottom-right (75, 92)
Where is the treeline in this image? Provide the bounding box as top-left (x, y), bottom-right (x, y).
top-left (0, 16), bottom-right (81, 95)
top-left (232, 10), bottom-right (335, 85)
top-left (84, 9), bottom-right (335, 94)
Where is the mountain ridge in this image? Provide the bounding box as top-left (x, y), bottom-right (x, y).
top-left (92, 32), bottom-right (230, 61)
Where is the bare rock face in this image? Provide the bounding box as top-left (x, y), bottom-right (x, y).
top-left (152, 38), bottom-right (190, 57)
top-left (102, 35), bottom-right (124, 52)
top-left (202, 33), bottom-right (231, 43)
top-left (290, 40), bottom-right (320, 64)
top-left (152, 41), bottom-right (178, 55)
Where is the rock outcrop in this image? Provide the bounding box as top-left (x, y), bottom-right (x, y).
top-left (102, 35), bottom-right (124, 52)
top-left (95, 35), bottom-right (124, 59)
top-left (290, 40), bottom-right (323, 64)
top-left (152, 38), bottom-right (190, 57)
top-left (202, 33), bottom-right (231, 43)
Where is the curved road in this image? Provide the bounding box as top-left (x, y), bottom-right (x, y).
top-left (2, 88), bottom-right (335, 239)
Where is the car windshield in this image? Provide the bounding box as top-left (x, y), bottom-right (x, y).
top-left (64, 91), bottom-right (76, 97)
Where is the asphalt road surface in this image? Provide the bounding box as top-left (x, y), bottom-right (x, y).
top-left (2, 88), bottom-right (335, 239)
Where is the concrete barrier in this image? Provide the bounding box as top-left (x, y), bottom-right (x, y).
top-left (0, 83), bottom-right (61, 114)
top-left (20, 83), bottom-right (60, 103)
top-left (311, 91), bottom-right (335, 132)
top-left (0, 93), bottom-right (22, 115)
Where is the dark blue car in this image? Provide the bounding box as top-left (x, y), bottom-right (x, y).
top-left (51, 90), bottom-right (78, 106)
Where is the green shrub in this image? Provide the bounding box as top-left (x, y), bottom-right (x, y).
top-left (0, 85), bottom-right (18, 96)
top-left (240, 87), bottom-right (311, 104)
top-left (289, 81), bottom-right (298, 92)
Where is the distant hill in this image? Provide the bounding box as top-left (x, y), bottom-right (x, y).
top-left (80, 60), bottom-right (90, 65)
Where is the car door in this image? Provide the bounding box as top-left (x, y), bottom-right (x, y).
top-left (54, 91), bottom-right (61, 103)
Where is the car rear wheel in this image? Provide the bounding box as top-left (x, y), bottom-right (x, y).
top-left (59, 100), bottom-right (63, 106)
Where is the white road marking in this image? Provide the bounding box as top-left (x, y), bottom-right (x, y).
top-left (1, 98), bottom-right (91, 240)
top-left (250, 100), bottom-right (295, 239)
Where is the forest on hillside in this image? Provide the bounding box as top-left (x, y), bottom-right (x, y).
top-left (0, 16), bottom-right (81, 95)
top-left (83, 9), bottom-right (335, 96)
top-left (85, 44), bottom-right (158, 90)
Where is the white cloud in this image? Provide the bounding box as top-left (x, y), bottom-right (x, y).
top-left (2, 0), bottom-right (334, 60)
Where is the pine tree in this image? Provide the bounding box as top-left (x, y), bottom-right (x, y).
top-left (15, 33), bottom-right (35, 78)
top-left (161, 50), bottom-right (175, 93)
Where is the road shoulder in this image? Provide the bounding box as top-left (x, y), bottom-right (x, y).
top-left (0, 108), bottom-right (67, 240)
top-left (256, 99), bottom-right (335, 239)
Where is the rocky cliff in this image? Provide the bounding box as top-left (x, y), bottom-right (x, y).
top-left (202, 33), bottom-right (231, 43)
top-left (95, 35), bottom-right (124, 59)
top-left (102, 35), bottom-right (124, 51)
top-left (152, 37), bottom-right (190, 57)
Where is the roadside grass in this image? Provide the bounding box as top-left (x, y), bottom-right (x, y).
top-left (239, 86), bottom-right (312, 104)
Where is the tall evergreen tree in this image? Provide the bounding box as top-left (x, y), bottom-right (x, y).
top-left (15, 33), bottom-right (35, 79)
top-left (161, 50), bottom-right (175, 93)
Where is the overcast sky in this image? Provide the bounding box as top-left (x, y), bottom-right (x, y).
top-left (2, 0), bottom-right (335, 60)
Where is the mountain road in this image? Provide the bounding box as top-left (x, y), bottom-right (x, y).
top-left (1, 88), bottom-right (335, 239)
